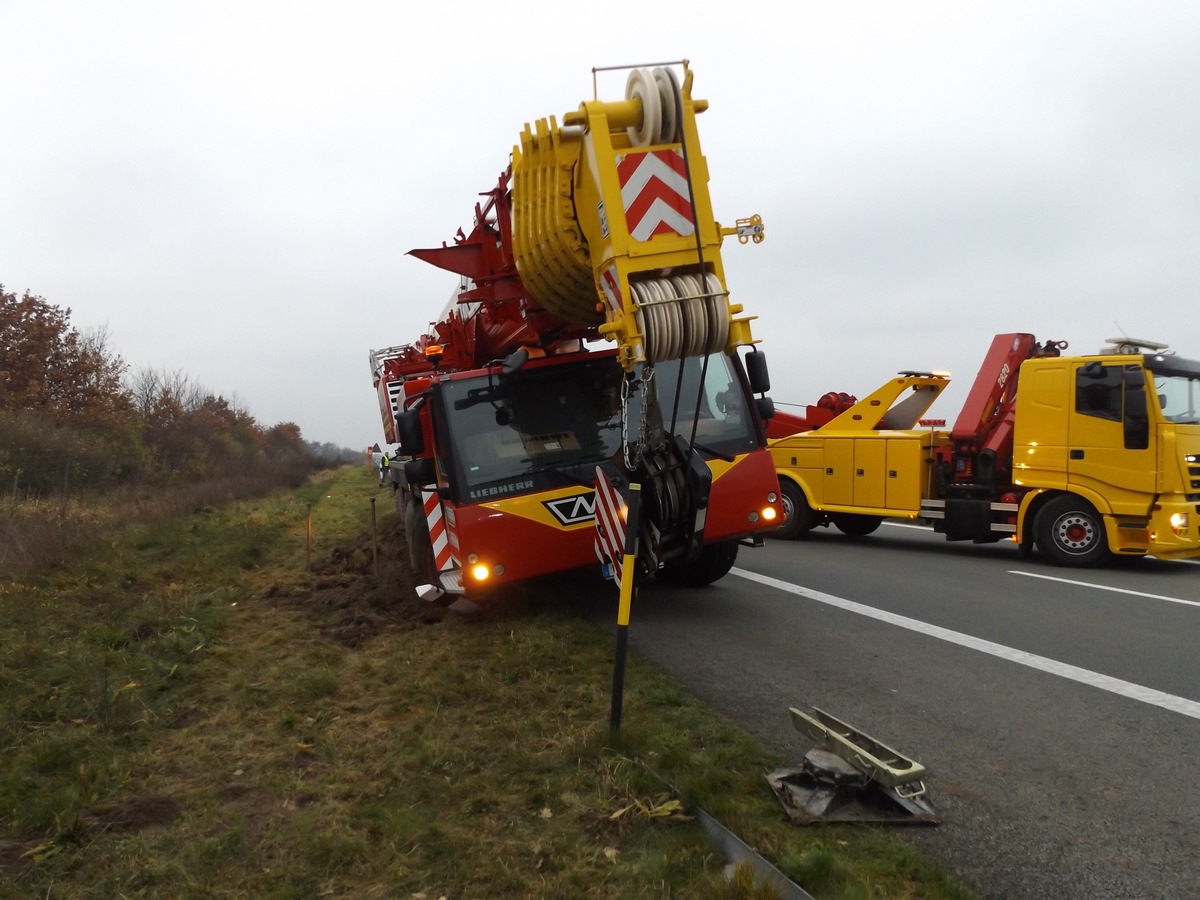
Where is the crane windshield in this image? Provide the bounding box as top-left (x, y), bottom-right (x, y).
top-left (438, 352), bottom-right (759, 502)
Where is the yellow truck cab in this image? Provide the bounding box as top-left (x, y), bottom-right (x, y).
top-left (770, 335), bottom-right (1200, 567)
top-left (1013, 341), bottom-right (1200, 563)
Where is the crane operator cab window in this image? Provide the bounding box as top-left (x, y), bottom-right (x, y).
top-left (439, 352), bottom-right (760, 503)
top-left (1075, 362), bottom-right (1149, 450)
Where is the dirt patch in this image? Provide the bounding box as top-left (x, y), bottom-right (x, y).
top-left (0, 837), bottom-right (39, 878)
top-left (268, 507), bottom-right (446, 646)
top-left (0, 795), bottom-right (183, 879)
top-left (80, 795), bottom-right (182, 832)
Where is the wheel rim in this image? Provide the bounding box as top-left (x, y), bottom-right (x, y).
top-left (1053, 512), bottom-right (1099, 554)
top-left (780, 492), bottom-right (795, 526)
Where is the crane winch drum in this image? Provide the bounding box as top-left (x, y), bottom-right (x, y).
top-left (509, 64), bottom-right (757, 371)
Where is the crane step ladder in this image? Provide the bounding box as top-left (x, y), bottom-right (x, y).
top-left (765, 707), bottom-right (938, 825)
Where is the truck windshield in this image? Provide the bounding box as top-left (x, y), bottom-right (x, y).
top-left (1152, 369), bottom-right (1200, 424)
top-left (438, 352), bottom-right (758, 501)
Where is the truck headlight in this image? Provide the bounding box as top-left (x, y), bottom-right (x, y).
top-left (1170, 512), bottom-right (1189, 536)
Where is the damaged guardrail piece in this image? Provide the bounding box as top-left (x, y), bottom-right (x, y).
top-left (766, 706), bottom-right (938, 825)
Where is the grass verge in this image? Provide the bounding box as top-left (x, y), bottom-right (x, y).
top-left (0, 465), bottom-right (974, 898)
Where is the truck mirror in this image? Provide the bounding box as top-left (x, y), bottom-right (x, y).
top-left (397, 409), bottom-right (424, 456)
top-left (756, 396), bottom-right (776, 421)
top-left (404, 456), bottom-right (436, 487)
top-left (1082, 361), bottom-right (1106, 380)
top-left (746, 350), bottom-right (771, 394)
top-left (1123, 366), bottom-right (1146, 388)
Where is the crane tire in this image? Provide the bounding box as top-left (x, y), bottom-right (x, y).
top-left (656, 540), bottom-right (739, 587)
top-left (404, 495), bottom-right (438, 583)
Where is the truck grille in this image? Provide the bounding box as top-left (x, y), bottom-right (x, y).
top-left (1188, 454), bottom-right (1200, 490)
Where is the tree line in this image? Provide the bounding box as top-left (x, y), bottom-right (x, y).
top-left (1, 284), bottom-right (354, 498)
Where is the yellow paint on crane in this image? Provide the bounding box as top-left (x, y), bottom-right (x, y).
top-left (510, 63), bottom-right (760, 371)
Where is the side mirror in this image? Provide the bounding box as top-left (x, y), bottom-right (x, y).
top-left (397, 409), bottom-right (424, 456)
top-left (1123, 366), bottom-right (1146, 388)
top-left (746, 350), bottom-right (770, 394)
top-left (404, 456), bottom-right (436, 487)
top-left (756, 396), bottom-right (776, 421)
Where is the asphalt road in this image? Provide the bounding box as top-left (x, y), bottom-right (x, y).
top-left (610, 524), bottom-right (1200, 900)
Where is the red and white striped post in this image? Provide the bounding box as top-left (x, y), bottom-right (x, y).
top-left (595, 463), bottom-right (641, 733)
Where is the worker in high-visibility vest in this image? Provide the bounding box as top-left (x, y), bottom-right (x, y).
top-left (379, 452), bottom-right (390, 486)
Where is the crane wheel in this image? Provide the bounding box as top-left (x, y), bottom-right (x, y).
top-left (403, 494), bottom-right (439, 583)
top-left (656, 539), bottom-right (738, 587)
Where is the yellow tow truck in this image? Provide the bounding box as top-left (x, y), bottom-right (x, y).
top-left (768, 333), bottom-right (1200, 566)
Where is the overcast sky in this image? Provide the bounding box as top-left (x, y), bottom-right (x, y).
top-left (3, 1), bottom-right (1198, 447)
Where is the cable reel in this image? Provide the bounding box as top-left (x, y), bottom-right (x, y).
top-left (632, 272), bottom-right (729, 364)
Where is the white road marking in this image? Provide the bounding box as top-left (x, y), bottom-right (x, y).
top-left (730, 567), bottom-right (1200, 722)
top-left (1009, 570), bottom-right (1200, 608)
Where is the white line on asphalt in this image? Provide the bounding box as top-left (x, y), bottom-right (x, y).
top-left (730, 567), bottom-right (1200, 722)
top-left (1009, 570), bottom-right (1200, 608)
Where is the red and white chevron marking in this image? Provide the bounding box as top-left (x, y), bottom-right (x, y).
top-left (593, 466), bottom-right (628, 583)
top-left (599, 264), bottom-right (622, 316)
top-left (422, 489), bottom-right (455, 572)
top-left (617, 149), bottom-right (695, 241)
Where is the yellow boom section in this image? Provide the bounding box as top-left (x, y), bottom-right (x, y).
top-left (510, 63), bottom-right (760, 371)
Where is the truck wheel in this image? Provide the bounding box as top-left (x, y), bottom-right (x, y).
top-left (404, 495), bottom-right (438, 583)
top-left (776, 481), bottom-right (817, 540)
top-left (1036, 496), bottom-right (1110, 567)
top-left (831, 513), bottom-right (882, 537)
top-left (656, 540), bottom-right (739, 587)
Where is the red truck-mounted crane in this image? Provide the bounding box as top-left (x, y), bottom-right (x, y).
top-left (372, 63), bottom-right (783, 601)
top-left (769, 333), bottom-right (1200, 566)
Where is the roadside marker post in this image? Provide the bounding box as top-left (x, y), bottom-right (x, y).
top-left (306, 503), bottom-right (313, 571)
top-left (370, 497), bottom-right (378, 576)
top-left (609, 483), bottom-right (641, 734)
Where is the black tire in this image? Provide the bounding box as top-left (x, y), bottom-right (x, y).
top-left (831, 513), bottom-right (882, 537)
top-left (1035, 495), bottom-right (1110, 567)
top-left (656, 540), bottom-right (739, 587)
top-left (403, 493), bottom-right (438, 583)
top-left (775, 480), bottom-right (818, 540)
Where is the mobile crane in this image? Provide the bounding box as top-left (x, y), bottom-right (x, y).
top-left (769, 333), bottom-right (1200, 566)
top-left (371, 63), bottom-right (782, 601)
